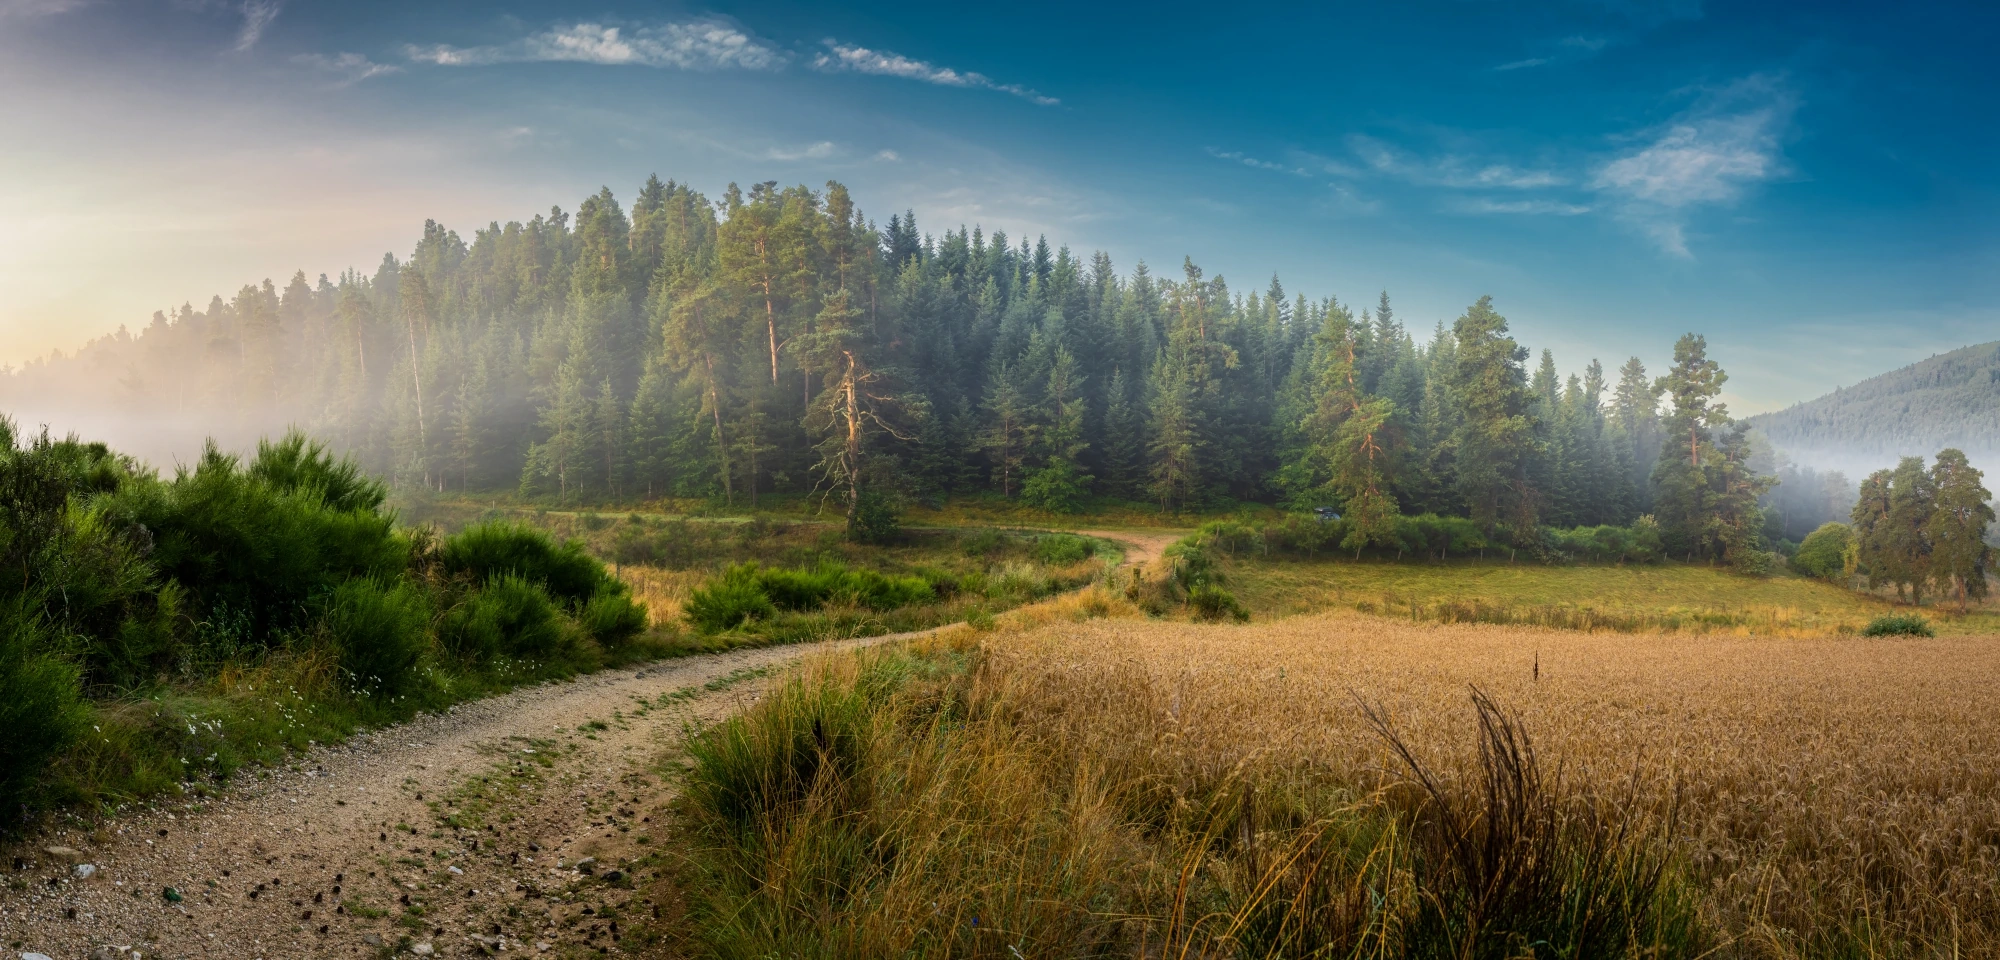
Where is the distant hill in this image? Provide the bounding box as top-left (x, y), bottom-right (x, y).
top-left (1749, 341), bottom-right (2000, 478)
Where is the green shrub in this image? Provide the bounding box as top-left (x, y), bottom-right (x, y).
top-left (440, 522), bottom-right (606, 607)
top-left (1032, 533), bottom-right (1094, 566)
top-left (1862, 613), bottom-right (1933, 637)
top-left (1020, 460), bottom-right (1089, 513)
top-left (0, 603), bottom-right (89, 815)
top-left (686, 568), bottom-right (777, 634)
top-left (321, 578), bottom-right (430, 695)
top-left (580, 589), bottom-right (648, 649)
top-left (439, 573), bottom-right (567, 660)
top-left (960, 528), bottom-right (1004, 557)
top-left (848, 489), bottom-right (902, 544)
top-left (1792, 523), bottom-right (1855, 580)
top-left (1187, 584), bottom-right (1250, 623)
top-left (106, 442), bottom-right (406, 646)
top-left (755, 563), bottom-right (838, 611)
top-left (244, 431), bottom-right (387, 513)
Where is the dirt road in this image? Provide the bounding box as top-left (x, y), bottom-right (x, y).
top-left (1, 530), bottom-right (1172, 960)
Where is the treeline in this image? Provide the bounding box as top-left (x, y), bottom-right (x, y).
top-left (1792, 449), bottom-right (1995, 607)
top-left (8, 176), bottom-right (1834, 561)
top-left (1749, 340), bottom-right (2000, 477)
top-left (0, 423), bottom-right (647, 817)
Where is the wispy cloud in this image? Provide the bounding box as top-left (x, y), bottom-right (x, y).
top-left (235, 0), bottom-right (278, 50)
top-left (294, 52), bottom-right (399, 85)
top-left (1206, 148), bottom-right (1310, 176)
top-left (873, 149), bottom-right (901, 162)
top-left (810, 41), bottom-right (1057, 105)
top-left (1348, 135), bottom-right (1565, 189)
top-left (1458, 198), bottom-right (1593, 215)
top-left (766, 141), bottom-right (836, 162)
top-left (409, 19), bottom-right (781, 71)
top-left (1495, 57), bottom-right (1550, 71)
top-left (1591, 74), bottom-right (1794, 256)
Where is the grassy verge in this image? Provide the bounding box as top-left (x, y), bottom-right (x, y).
top-left (639, 622), bottom-right (1702, 958)
top-left (1207, 547), bottom-right (2000, 636)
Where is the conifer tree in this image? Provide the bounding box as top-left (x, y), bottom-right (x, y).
top-left (1448, 296), bottom-right (1537, 538)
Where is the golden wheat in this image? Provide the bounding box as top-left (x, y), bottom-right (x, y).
top-left (978, 609), bottom-right (2000, 954)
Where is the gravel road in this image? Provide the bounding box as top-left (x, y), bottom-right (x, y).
top-left (0, 530), bottom-right (1176, 960)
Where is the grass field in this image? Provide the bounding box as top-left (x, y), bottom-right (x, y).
top-left (1219, 553), bottom-right (2000, 635)
top-left (653, 580), bottom-right (2000, 958)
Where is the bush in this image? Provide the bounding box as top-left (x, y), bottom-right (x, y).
top-left (440, 522), bottom-right (607, 608)
top-left (1792, 522), bottom-right (1854, 580)
top-left (1020, 460), bottom-right (1090, 513)
top-left (685, 568), bottom-right (778, 634)
top-left (1032, 533), bottom-right (1094, 566)
top-left (321, 578), bottom-right (430, 695)
top-left (245, 431), bottom-right (387, 513)
top-left (0, 604), bottom-right (89, 815)
top-left (1187, 584), bottom-right (1250, 623)
top-left (439, 574), bottom-right (567, 660)
top-left (1862, 613), bottom-right (1933, 637)
top-left (848, 489), bottom-right (901, 544)
top-left (107, 442), bottom-right (407, 646)
top-left (579, 589), bottom-right (648, 649)
top-left (959, 528), bottom-right (1004, 557)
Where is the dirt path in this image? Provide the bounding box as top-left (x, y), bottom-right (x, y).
top-left (0, 638), bottom-right (891, 960)
top-left (1078, 529), bottom-right (1183, 569)
top-left (1, 533), bottom-right (1168, 960)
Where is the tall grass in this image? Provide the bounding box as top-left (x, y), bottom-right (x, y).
top-left (667, 634), bottom-right (1701, 959)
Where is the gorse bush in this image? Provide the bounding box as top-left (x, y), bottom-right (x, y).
top-left (0, 602), bottom-right (89, 816)
top-left (0, 422), bottom-right (657, 828)
top-left (322, 578), bottom-right (430, 696)
top-left (1862, 613), bottom-right (1934, 637)
top-left (684, 569), bottom-right (779, 634)
top-left (437, 573), bottom-right (567, 661)
top-left (440, 521), bottom-right (608, 607)
top-left (684, 561), bottom-right (936, 634)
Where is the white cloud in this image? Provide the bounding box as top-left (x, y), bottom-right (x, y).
top-left (766, 141), bottom-right (836, 161)
top-left (410, 19), bottom-right (781, 71)
top-left (873, 149), bottom-right (900, 162)
top-left (1348, 135), bottom-right (1565, 189)
top-left (1460, 198), bottom-right (1593, 215)
top-left (235, 0), bottom-right (279, 51)
top-left (1495, 57), bottom-right (1550, 71)
top-left (294, 52), bottom-right (399, 85)
top-left (1207, 148), bottom-right (1309, 176)
top-left (1591, 74), bottom-right (1793, 256)
top-left (810, 41), bottom-right (1057, 105)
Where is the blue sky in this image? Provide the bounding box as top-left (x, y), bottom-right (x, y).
top-left (2, 0), bottom-right (1994, 411)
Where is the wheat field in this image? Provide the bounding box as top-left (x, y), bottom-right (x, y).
top-left (980, 609), bottom-right (2000, 955)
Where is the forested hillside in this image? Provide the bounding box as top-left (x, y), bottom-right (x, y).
top-left (2, 175), bottom-right (1808, 559)
top-left (1750, 341), bottom-right (2000, 476)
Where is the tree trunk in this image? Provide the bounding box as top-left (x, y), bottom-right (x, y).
top-left (705, 354), bottom-right (732, 506)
